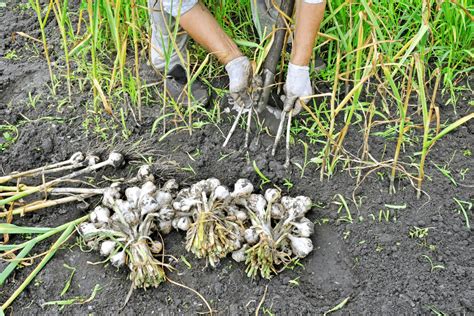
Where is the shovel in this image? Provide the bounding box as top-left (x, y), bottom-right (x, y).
top-left (224, 0), bottom-right (296, 162)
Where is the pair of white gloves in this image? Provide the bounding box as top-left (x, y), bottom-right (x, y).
top-left (225, 56), bottom-right (312, 115)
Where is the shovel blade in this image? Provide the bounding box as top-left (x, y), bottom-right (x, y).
top-left (258, 105), bottom-right (283, 136)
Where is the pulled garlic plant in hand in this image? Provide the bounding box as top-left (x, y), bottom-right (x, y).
top-left (231, 188), bottom-right (314, 279)
top-left (79, 170), bottom-right (177, 289)
top-left (174, 178), bottom-right (248, 267)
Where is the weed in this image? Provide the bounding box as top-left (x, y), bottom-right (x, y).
top-left (333, 194), bottom-right (353, 224)
top-left (42, 284), bottom-right (102, 310)
top-left (282, 178), bottom-right (294, 191)
top-left (0, 124), bottom-right (18, 152)
top-left (323, 296), bottom-right (350, 316)
top-left (3, 50), bottom-right (19, 60)
top-left (252, 160), bottom-right (271, 189)
top-left (60, 264), bottom-right (76, 297)
top-left (433, 162), bottom-right (457, 186)
top-left (288, 277), bottom-right (300, 287)
top-left (180, 256), bottom-right (192, 269)
top-left (293, 140), bottom-right (322, 178)
top-left (27, 92), bottom-right (41, 109)
top-left (181, 164), bottom-right (196, 175)
top-left (421, 255), bottom-right (445, 273)
top-left (459, 168), bottom-right (469, 181)
top-left (409, 226), bottom-right (432, 239)
top-left (453, 198), bottom-right (472, 229)
top-left (425, 304), bottom-right (448, 316)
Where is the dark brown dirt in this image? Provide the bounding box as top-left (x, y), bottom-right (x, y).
top-left (1, 1), bottom-right (473, 315)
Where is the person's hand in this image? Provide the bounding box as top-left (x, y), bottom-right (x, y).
top-left (225, 56), bottom-right (252, 107)
top-left (282, 63), bottom-right (313, 115)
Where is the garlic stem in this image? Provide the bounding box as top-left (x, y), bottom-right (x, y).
top-left (0, 152), bottom-right (84, 184)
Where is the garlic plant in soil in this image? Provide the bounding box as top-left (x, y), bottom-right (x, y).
top-left (79, 173), bottom-right (178, 289)
top-left (173, 178), bottom-right (249, 267)
top-left (232, 188), bottom-right (314, 279)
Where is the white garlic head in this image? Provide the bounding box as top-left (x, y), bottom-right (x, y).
top-left (70, 152), bottom-right (85, 164)
top-left (155, 191), bottom-right (173, 208)
top-left (214, 185), bottom-right (230, 201)
top-left (232, 179), bottom-right (254, 198)
top-left (125, 187), bottom-right (141, 208)
top-left (291, 218), bottom-right (314, 238)
top-left (162, 179), bottom-right (178, 192)
top-left (159, 221), bottom-right (172, 234)
top-left (247, 194), bottom-right (267, 219)
top-left (79, 222), bottom-right (99, 237)
top-left (150, 240), bottom-right (163, 253)
top-left (176, 217), bottom-right (191, 231)
top-left (270, 203), bottom-right (285, 220)
top-left (90, 206), bottom-right (110, 225)
top-left (102, 185), bottom-right (121, 208)
top-left (244, 228), bottom-right (259, 245)
top-left (100, 240), bottom-right (116, 257)
top-left (288, 235), bottom-right (313, 258)
top-left (108, 152), bottom-right (124, 168)
top-left (110, 251), bottom-right (126, 267)
top-left (140, 194), bottom-right (159, 216)
top-left (140, 181), bottom-right (157, 197)
top-left (264, 188), bottom-right (281, 204)
top-left (87, 155), bottom-right (100, 166)
top-left (231, 245), bottom-right (249, 263)
top-left (137, 165), bottom-right (154, 182)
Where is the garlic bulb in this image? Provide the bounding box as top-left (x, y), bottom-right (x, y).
top-left (158, 207), bottom-right (174, 221)
top-left (70, 152), bottom-right (85, 164)
top-left (293, 196), bottom-right (312, 218)
top-left (264, 188), bottom-right (280, 204)
top-left (136, 165), bottom-right (154, 182)
top-left (235, 210), bottom-right (248, 221)
top-left (162, 179), bottom-right (178, 192)
top-left (244, 228), bottom-right (258, 245)
top-left (140, 194), bottom-right (159, 216)
top-left (150, 241), bottom-right (163, 254)
top-left (100, 240), bottom-right (116, 257)
top-left (87, 155), bottom-right (100, 166)
top-left (110, 251), bottom-right (126, 267)
top-left (247, 194), bottom-right (266, 219)
top-left (232, 179), bottom-right (254, 198)
top-left (159, 220), bottom-right (172, 234)
top-left (270, 203), bottom-right (285, 220)
top-left (90, 206), bottom-right (110, 225)
top-left (214, 185), bottom-right (230, 201)
top-left (155, 191), bottom-right (173, 208)
top-left (287, 235), bottom-right (313, 258)
top-left (140, 181), bottom-right (157, 197)
top-left (176, 217), bottom-right (191, 231)
top-left (79, 222), bottom-right (99, 237)
top-left (231, 245), bottom-right (249, 263)
top-left (108, 152), bottom-right (125, 168)
top-left (102, 185), bottom-right (121, 208)
top-left (291, 218), bottom-right (314, 238)
top-left (125, 187), bottom-right (141, 207)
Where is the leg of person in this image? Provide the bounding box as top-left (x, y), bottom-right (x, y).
top-left (148, 0), bottom-right (190, 72)
top-left (148, 0), bottom-right (209, 106)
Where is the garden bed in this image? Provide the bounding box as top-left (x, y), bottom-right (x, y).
top-left (1, 1), bottom-right (473, 315)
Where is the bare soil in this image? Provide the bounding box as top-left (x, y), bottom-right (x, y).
top-left (1, 1), bottom-right (473, 315)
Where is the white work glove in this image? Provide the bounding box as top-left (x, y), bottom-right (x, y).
top-left (225, 56), bottom-right (252, 107)
top-left (282, 63), bottom-right (313, 115)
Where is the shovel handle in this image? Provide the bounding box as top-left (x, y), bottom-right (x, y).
top-left (257, 0), bottom-right (296, 112)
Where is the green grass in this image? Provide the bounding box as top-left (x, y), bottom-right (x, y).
top-left (0, 124), bottom-right (18, 152)
top-left (19, 0), bottom-right (474, 194)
